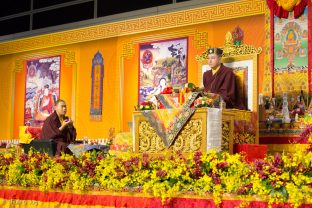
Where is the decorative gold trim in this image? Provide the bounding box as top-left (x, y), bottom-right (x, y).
top-left (71, 63), bottom-right (77, 121)
top-left (221, 120), bottom-right (231, 152)
top-left (14, 49), bottom-right (76, 71)
top-left (14, 60), bottom-right (23, 73)
top-left (63, 50), bottom-right (76, 67)
top-left (118, 56), bottom-right (124, 132)
top-left (263, 5), bottom-right (272, 96)
top-left (10, 67), bottom-right (16, 139)
top-left (121, 42), bottom-right (136, 59)
top-left (224, 109), bottom-right (252, 121)
top-left (133, 109), bottom-right (207, 154)
top-left (0, 0), bottom-right (265, 56)
top-left (193, 31), bottom-right (209, 50)
top-left (195, 32), bottom-right (262, 63)
top-left (121, 28), bottom-right (208, 59)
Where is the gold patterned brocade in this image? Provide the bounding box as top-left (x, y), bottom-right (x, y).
top-left (133, 108), bottom-right (254, 155)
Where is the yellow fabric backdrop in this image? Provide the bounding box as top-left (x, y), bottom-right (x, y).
top-left (0, 13), bottom-right (265, 139)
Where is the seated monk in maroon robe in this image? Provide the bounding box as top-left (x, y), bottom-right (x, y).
top-left (203, 48), bottom-right (245, 110)
top-left (40, 99), bottom-right (76, 156)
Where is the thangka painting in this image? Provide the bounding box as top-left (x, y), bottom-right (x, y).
top-left (273, 7), bottom-right (310, 95)
top-left (138, 37), bottom-right (188, 104)
top-left (24, 56), bottom-right (61, 126)
top-left (90, 51), bottom-right (104, 121)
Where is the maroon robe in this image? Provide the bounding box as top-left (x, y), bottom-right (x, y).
top-left (40, 111), bottom-right (76, 156)
top-left (203, 64), bottom-right (245, 110)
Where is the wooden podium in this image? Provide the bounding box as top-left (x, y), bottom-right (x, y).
top-left (133, 108), bottom-right (254, 154)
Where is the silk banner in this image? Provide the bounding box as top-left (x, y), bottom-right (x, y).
top-left (90, 51), bottom-right (104, 121)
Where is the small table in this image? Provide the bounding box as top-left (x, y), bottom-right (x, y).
top-left (68, 144), bottom-right (110, 157)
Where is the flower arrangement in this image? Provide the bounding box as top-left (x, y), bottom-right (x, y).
top-left (194, 96), bottom-right (214, 108)
top-left (0, 147), bottom-right (312, 207)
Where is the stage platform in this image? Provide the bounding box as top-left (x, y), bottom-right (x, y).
top-left (1, 186), bottom-right (311, 208)
top-left (259, 127), bottom-right (308, 153)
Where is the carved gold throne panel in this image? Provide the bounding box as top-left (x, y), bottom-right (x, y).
top-left (133, 108), bottom-right (207, 154)
top-left (132, 108), bottom-right (252, 154)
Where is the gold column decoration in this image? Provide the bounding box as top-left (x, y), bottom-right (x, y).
top-left (63, 50), bottom-right (76, 67)
top-left (193, 31), bottom-right (209, 50)
top-left (234, 132), bottom-right (256, 144)
top-left (263, 7), bottom-right (273, 96)
top-left (63, 49), bottom-right (78, 119)
top-left (0, 0), bottom-right (265, 56)
top-left (221, 110), bottom-right (235, 153)
top-left (221, 121), bottom-right (231, 152)
top-left (121, 41), bottom-right (136, 59)
top-left (14, 59), bottom-right (23, 73)
top-left (9, 62), bottom-right (16, 139)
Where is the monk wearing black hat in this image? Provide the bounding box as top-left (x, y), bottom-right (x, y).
top-left (203, 48), bottom-right (245, 110)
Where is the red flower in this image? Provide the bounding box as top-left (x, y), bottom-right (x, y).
top-left (273, 153), bottom-right (283, 168)
top-left (210, 172), bottom-right (221, 184)
top-left (192, 166), bottom-right (203, 179)
top-left (193, 151), bottom-right (202, 165)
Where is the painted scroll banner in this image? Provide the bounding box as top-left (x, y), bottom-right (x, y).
top-left (90, 51), bottom-right (104, 121)
top-left (24, 56), bottom-right (60, 126)
top-left (273, 7), bottom-right (310, 95)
